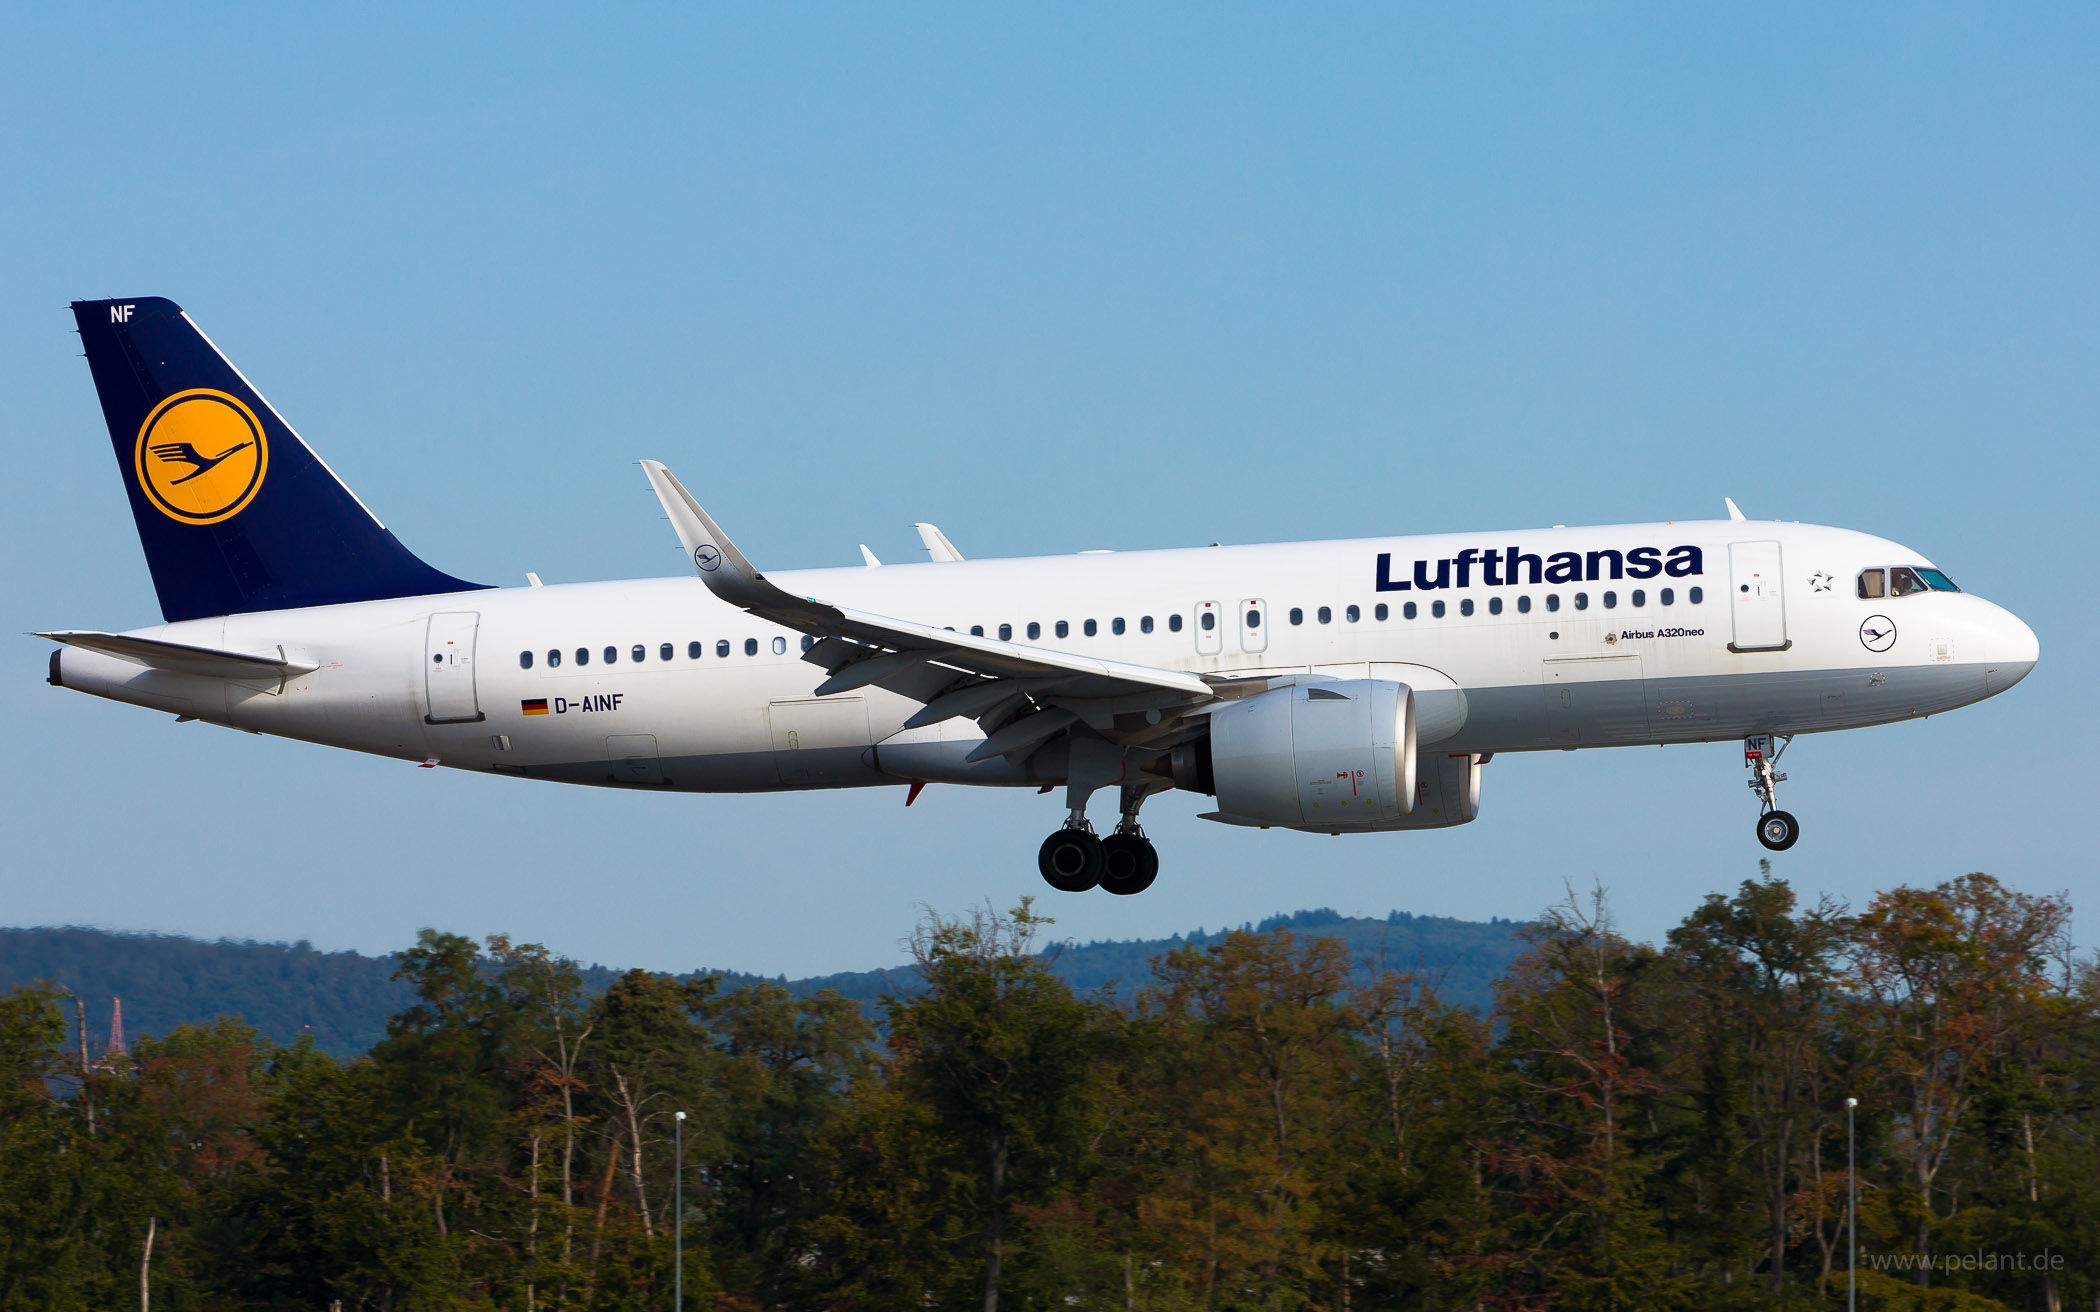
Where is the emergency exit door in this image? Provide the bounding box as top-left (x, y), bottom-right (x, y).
top-left (1727, 541), bottom-right (1789, 652)
top-left (423, 611), bottom-right (484, 723)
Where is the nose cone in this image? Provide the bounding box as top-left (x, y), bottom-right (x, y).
top-left (1989, 603), bottom-right (2039, 691)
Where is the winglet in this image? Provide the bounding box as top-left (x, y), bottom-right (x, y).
top-left (1724, 497), bottom-right (1747, 522)
top-left (639, 460), bottom-right (790, 610)
top-left (914, 523), bottom-right (965, 562)
top-left (859, 544), bottom-right (882, 568)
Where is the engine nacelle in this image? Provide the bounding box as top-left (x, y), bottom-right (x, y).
top-left (1371, 750), bottom-right (1484, 829)
top-left (1179, 680), bottom-right (1417, 831)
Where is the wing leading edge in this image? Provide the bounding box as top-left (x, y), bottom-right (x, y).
top-left (639, 460), bottom-right (1222, 761)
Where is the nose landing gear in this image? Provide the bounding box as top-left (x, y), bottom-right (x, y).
top-left (1745, 733), bottom-right (1800, 852)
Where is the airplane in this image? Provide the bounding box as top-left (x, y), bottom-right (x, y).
top-left (43, 298), bottom-right (2039, 896)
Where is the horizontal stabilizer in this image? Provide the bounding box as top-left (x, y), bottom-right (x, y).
top-left (38, 630), bottom-right (318, 681)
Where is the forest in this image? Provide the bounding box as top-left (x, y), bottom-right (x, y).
top-left (0, 869), bottom-right (2090, 1311)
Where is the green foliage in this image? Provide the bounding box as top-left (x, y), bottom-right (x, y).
top-left (0, 873), bottom-right (2091, 1310)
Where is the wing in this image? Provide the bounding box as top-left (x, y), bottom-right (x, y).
top-left (641, 461), bottom-right (1234, 762)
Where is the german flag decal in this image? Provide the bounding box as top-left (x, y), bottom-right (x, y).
top-left (521, 698), bottom-right (549, 716)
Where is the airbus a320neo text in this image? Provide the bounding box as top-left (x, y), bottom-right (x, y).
top-left (44, 299), bottom-right (2038, 895)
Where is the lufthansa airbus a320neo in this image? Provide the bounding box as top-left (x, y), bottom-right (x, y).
top-left (44, 298), bottom-right (2039, 895)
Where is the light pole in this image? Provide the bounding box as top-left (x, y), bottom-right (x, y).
top-left (1846, 1097), bottom-right (1858, 1312)
top-left (674, 1110), bottom-right (686, 1312)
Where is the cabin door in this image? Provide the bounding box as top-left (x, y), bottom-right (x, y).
top-left (1727, 541), bottom-right (1789, 652)
top-left (423, 611), bottom-right (484, 724)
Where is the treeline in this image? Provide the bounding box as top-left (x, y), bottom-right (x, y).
top-left (0, 872), bottom-right (2092, 1310)
top-left (0, 910), bottom-right (1525, 1058)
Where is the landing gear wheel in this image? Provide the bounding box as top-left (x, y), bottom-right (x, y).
top-left (1099, 833), bottom-right (1159, 896)
top-left (1039, 829), bottom-right (1104, 892)
top-left (1757, 810), bottom-right (1800, 852)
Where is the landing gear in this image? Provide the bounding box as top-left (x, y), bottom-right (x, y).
top-left (1757, 810), bottom-right (1800, 852)
top-left (1745, 733), bottom-right (1801, 852)
top-left (1040, 742), bottom-right (1167, 894)
top-left (1038, 826), bottom-right (1104, 892)
top-left (1100, 827), bottom-right (1159, 896)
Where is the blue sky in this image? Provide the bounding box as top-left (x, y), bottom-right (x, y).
top-left (4, 6), bottom-right (2093, 977)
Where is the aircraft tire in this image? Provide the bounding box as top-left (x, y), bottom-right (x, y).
top-left (1099, 834), bottom-right (1159, 896)
top-left (1756, 810), bottom-right (1800, 852)
top-left (1039, 829), bottom-right (1104, 892)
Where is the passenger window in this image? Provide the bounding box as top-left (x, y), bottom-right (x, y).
top-left (605, 646), bottom-right (618, 664)
top-left (1488, 597), bottom-right (1502, 615)
top-left (1112, 617), bottom-right (1126, 635)
top-left (517, 650), bottom-right (532, 670)
top-left (716, 640), bottom-right (730, 657)
top-left (970, 625), bottom-right (984, 637)
top-left (632, 644), bottom-right (646, 663)
top-left (1460, 598), bottom-right (1474, 617)
top-left (1317, 606), bottom-right (1332, 624)
top-left (1660, 588), bottom-right (1674, 606)
top-left (1689, 586), bottom-right (1704, 605)
top-left (547, 649), bottom-right (562, 668)
top-left (801, 636), bottom-right (815, 651)
top-left (1141, 616), bottom-right (1154, 633)
top-left (576, 648), bottom-right (590, 666)
top-left (1891, 567), bottom-right (1928, 597)
top-left (1083, 619), bottom-right (1097, 637)
top-left (1200, 612), bottom-right (1216, 632)
top-left (659, 643), bottom-right (673, 661)
top-left (1858, 569), bottom-right (1886, 599)
top-left (1403, 601), bottom-right (1418, 619)
top-left (1374, 603), bottom-right (1388, 621)
top-left (744, 638), bottom-right (759, 656)
top-left (772, 637), bottom-right (788, 654)
top-left (1432, 600), bottom-right (1446, 618)
top-left (1056, 621), bottom-right (1070, 638)
top-left (1169, 614), bottom-right (1183, 632)
top-left (1346, 604), bottom-right (1360, 622)
top-left (1290, 607), bottom-right (1304, 626)
top-left (1602, 591), bottom-right (1617, 609)
top-left (688, 641), bottom-right (702, 659)
top-left (1027, 622), bottom-right (1041, 640)
top-left (1574, 593), bottom-right (1589, 610)
top-left (1546, 595), bottom-right (1561, 613)
top-left (1517, 596), bottom-right (1532, 614)
top-left (1246, 608), bottom-right (1261, 629)
top-left (1000, 623), bottom-right (1013, 641)
top-left (1630, 590), bottom-right (1644, 607)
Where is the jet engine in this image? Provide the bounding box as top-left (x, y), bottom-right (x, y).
top-left (1171, 680), bottom-right (1416, 831)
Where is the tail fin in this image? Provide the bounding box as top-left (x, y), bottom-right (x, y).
top-left (71, 297), bottom-right (486, 622)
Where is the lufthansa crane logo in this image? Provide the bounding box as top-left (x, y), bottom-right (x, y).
top-left (694, 544), bottom-right (721, 572)
top-left (1860, 615), bottom-right (1897, 653)
top-left (134, 389), bottom-right (268, 525)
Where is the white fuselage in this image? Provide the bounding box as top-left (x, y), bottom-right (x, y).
top-left (51, 518), bottom-right (2038, 802)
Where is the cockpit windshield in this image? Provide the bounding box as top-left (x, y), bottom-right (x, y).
top-left (1916, 568), bottom-right (1960, 593)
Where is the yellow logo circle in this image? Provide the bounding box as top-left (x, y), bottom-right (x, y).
top-left (134, 389), bottom-right (269, 525)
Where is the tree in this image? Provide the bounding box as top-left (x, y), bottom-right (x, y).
top-left (882, 899), bottom-right (1109, 1312)
top-left (1851, 874), bottom-right (2071, 1279)
top-left (1665, 869), bottom-right (1852, 1293)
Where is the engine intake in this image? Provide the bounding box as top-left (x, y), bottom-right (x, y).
top-left (1178, 680), bottom-right (1417, 831)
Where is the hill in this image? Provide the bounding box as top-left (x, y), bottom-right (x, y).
top-left (0, 909), bottom-right (1528, 1058)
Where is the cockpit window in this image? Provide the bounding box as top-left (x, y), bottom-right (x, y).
top-left (1916, 568), bottom-right (1960, 593)
top-left (1889, 566), bottom-right (1929, 597)
top-left (1857, 569), bottom-right (1885, 600)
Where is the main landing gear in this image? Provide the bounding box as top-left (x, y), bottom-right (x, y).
top-left (1038, 747), bottom-right (1164, 895)
top-left (1745, 733), bottom-right (1800, 852)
